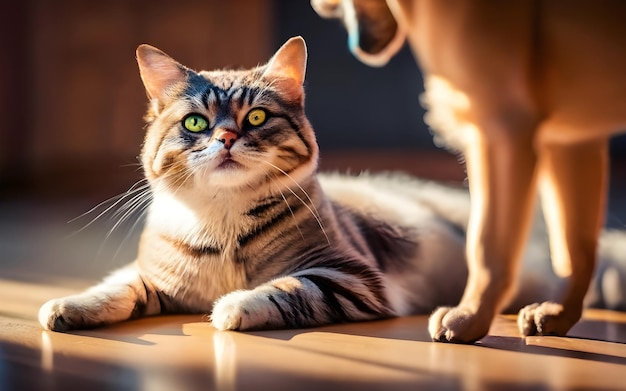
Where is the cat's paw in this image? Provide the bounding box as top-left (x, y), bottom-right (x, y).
top-left (517, 301), bottom-right (580, 336)
top-left (428, 306), bottom-right (493, 343)
top-left (211, 289), bottom-right (276, 331)
top-left (38, 297), bottom-right (92, 332)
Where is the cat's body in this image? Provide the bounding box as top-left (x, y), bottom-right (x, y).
top-left (39, 37), bottom-right (625, 333)
top-left (39, 167), bottom-right (473, 330)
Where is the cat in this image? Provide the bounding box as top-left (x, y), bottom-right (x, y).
top-left (312, 0), bottom-right (626, 343)
top-left (38, 36), bottom-right (625, 333)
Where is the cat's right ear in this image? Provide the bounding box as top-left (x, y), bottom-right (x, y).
top-left (263, 36), bottom-right (307, 86)
top-left (136, 44), bottom-right (188, 103)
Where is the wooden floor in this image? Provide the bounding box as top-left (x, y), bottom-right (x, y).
top-left (1, 277), bottom-right (626, 390)
top-left (2, 152), bottom-right (626, 391)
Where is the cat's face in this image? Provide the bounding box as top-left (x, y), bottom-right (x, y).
top-left (136, 37), bottom-right (318, 196)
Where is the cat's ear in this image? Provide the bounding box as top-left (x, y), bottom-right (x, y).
top-left (263, 36), bottom-right (307, 85)
top-left (136, 44), bottom-right (188, 102)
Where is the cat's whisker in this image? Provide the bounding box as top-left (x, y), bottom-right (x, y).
top-left (105, 188), bottom-right (152, 241)
top-left (260, 160), bottom-right (330, 245)
top-left (110, 204), bottom-right (150, 263)
top-left (164, 164), bottom-right (197, 198)
top-left (260, 159), bottom-right (323, 217)
top-left (68, 180), bottom-right (150, 235)
top-left (283, 184), bottom-right (330, 246)
top-left (69, 179), bottom-right (148, 224)
top-left (118, 161), bottom-right (144, 171)
top-left (82, 184), bottom-right (151, 267)
top-left (200, 157), bottom-right (213, 187)
top-left (177, 168), bottom-right (197, 194)
top-left (266, 173), bottom-right (305, 241)
top-left (109, 185), bottom-right (151, 222)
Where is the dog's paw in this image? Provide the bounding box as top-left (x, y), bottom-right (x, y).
top-left (38, 297), bottom-right (92, 332)
top-left (428, 306), bottom-right (493, 343)
top-left (517, 301), bottom-right (580, 336)
top-left (211, 290), bottom-right (276, 331)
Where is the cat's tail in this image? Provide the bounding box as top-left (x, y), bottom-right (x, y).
top-left (401, 176), bottom-right (471, 233)
top-left (586, 229), bottom-right (626, 311)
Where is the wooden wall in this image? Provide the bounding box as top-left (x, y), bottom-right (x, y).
top-left (0, 0), bottom-right (273, 196)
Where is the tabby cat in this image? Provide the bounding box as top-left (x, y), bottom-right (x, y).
top-left (38, 37), bottom-right (624, 332)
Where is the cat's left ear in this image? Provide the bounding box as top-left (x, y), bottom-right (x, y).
top-left (263, 36), bottom-right (307, 85)
top-left (136, 44), bottom-right (188, 103)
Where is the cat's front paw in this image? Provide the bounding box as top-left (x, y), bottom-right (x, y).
top-left (211, 289), bottom-right (277, 331)
top-left (38, 297), bottom-right (91, 332)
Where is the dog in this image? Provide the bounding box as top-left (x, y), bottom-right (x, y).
top-left (312, 0), bottom-right (626, 343)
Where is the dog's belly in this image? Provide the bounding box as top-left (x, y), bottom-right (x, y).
top-left (538, 2), bottom-right (626, 141)
top-left (396, 0), bottom-right (626, 142)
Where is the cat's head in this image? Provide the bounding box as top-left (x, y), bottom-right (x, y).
top-left (136, 37), bottom-right (318, 197)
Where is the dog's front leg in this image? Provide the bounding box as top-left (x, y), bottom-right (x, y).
top-left (518, 138), bottom-right (608, 336)
top-left (429, 125), bottom-right (538, 343)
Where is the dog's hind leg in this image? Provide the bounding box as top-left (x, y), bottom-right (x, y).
top-left (429, 120), bottom-right (539, 343)
top-left (518, 137), bottom-right (608, 336)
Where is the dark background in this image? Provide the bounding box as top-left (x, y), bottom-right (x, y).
top-left (274, 0), bottom-right (429, 150)
top-left (1, 0), bottom-right (624, 198)
top-left (0, 0), bottom-right (624, 212)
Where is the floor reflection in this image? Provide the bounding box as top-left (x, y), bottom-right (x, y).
top-left (40, 331), bottom-right (53, 373)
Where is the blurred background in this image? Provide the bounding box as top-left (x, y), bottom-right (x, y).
top-left (0, 0), bottom-right (624, 282)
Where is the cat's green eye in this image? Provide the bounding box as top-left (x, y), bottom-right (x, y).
top-left (183, 114), bottom-right (209, 133)
top-left (246, 109), bottom-right (267, 127)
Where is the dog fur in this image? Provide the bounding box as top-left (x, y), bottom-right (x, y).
top-left (312, 0), bottom-right (626, 342)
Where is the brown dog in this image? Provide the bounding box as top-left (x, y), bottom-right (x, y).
top-left (312, 0), bottom-right (626, 343)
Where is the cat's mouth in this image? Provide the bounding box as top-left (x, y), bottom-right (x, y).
top-left (216, 156), bottom-right (242, 170)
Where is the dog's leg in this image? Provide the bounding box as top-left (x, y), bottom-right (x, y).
top-left (518, 138), bottom-right (608, 336)
top-left (429, 126), bottom-right (539, 343)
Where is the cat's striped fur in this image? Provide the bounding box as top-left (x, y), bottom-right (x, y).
top-left (39, 37), bottom-right (626, 332)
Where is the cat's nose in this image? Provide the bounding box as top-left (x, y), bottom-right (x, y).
top-left (214, 129), bottom-right (239, 150)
